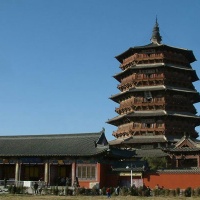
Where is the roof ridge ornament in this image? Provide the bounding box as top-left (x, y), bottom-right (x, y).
top-left (151, 17), bottom-right (162, 44)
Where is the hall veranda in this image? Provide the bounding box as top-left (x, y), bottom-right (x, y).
top-left (0, 129), bottom-right (134, 189)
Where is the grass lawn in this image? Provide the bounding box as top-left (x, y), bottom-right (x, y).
top-left (0, 194), bottom-right (195, 200)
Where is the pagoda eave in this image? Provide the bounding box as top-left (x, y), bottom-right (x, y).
top-left (116, 44), bottom-right (196, 64)
top-left (110, 85), bottom-right (200, 103)
top-left (107, 110), bottom-right (200, 126)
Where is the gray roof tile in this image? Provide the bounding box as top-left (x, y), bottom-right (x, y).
top-left (135, 149), bottom-right (168, 158)
top-left (0, 130), bottom-right (109, 157)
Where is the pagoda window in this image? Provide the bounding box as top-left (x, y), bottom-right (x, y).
top-left (77, 164), bottom-right (96, 180)
top-left (156, 122), bottom-right (163, 128)
top-left (144, 91), bottom-right (153, 102)
top-left (155, 97), bottom-right (163, 102)
top-left (142, 123), bottom-right (154, 128)
top-left (146, 123), bottom-right (151, 128)
top-left (156, 73), bottom-right (163, 78)
top-left (134, 123), bottom-right (140, 128)
top-left (144, 73), bottom-right (154, 79)
top-left (135, 97), bottom-right (142, 103)
top-left (136, 74), bottom-right (143, 79)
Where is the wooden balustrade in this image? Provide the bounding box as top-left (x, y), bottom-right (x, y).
top-left (118, 75), bottom-right (165, 90)
top-left (113, 126), bottom-right (165, 137)
top-left (115, 99), bottom-right (165, 114)
top-left (120, 52), bottom-right (189, 70)
top-left (120, 53), bottom-right (164, 70)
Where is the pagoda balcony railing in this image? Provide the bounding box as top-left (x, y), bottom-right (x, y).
top-left (113, 127), bottom-right (165, 136)
top-left (120, 52), bottom-right (189, 70)
top-left (115, 101), bottom-right (165, 113)
top-left (130, 127), bottom-right (165, 132)
top-left (120, 53), bottom-right (164, 70)
top-left (120, 74), bottom-right (164, 84)
top-left (118, 76), bottom-right (164, 90)
top-left (117, 100), bottom-right (165, 107)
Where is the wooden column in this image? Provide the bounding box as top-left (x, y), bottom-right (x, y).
top-left (97, 162), bottom-right (101, 183)
top-left (71, 162), bottom-right (76, 186)
top-left (15, 161), bottom-right (19, 183)
top-left (44, 161), bottom-right (49, 185)
top-left (197, 155), bottom-right (200, 167)
top-left (176, 159), bottom-right (179, 168)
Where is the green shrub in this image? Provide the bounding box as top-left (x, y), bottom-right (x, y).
top-left (8, 185), bottom-right (13, 193)
top-left (158, 188), bottom-right (165, 196)
top-left (176, 187), bottom-right (180, 196)
top-left (51, 186), bottom-right (59, 195)
top-left (8, 185), bottom-right (26, 194)
top-left (164, 189), bottom-right (170, 196)
top-left (76, 187), bottom-right (85, 195)
top-left (152, 188), bottom-right (159, 196)
top-left (184, 187), bottom-right (192, 197)
top-left (170, 189), bottom-right (176, 197)
top-left (119, 186), bottom-right (129, 196)
top-left (192, 188), bottom-right (195, 196)
top-left (129, 186), bottom-right (138, 196)
top-left (143, 188), bottom-right (151, 196)
top-left (137, 186), bottom-right (143, 196)
top-left (84, 188), bottom-right (92, 195)
top-left (43, 187), bottom-right (49, 195)
top-left (101, 187), bottom-right (106, 195)
top-left (195, 187), bottom-right (200, 196)
top-left (110, 187), bottom-right (114, 195)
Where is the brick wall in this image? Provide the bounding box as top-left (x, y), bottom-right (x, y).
top-left (143, 172), bottom-right (200, 189)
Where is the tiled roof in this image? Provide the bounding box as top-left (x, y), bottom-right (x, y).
top-left (156, 168), bottom-right (200, 174)
top-left (167, 111), bottom-right (200, 119)
top-left (107, 110), bottom-right (166, 124)
top-left (174, 136), bottom-right (200, 148)
top-left (0, 130), bottom-right (109, 157)
top-left (162, 136), bottom-right (200, 153)
top-left (122, 136), bottom-right (167, 144)
top-left (166, 135), bottom-right (182, 143)
top-left (166, 147), bottom-right (200, 152)
top-left (107, 148), bottom-right (135, 158)
top-left (107, 110), bottom-right (200, 125)
top-left (110, 85), bottom-right (198, 101)
top-left (109, 136), bottom-right (167, 146)
top-left (109, 138), bottom-right (125, 146)
top-left (110, 86), bottom-right (200, 104)
top-left (112, 161), bottom-right (147, 172)
top-left (135, 149), bottom-right (168, 158)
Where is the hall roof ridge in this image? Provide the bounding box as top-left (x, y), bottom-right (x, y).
top-left (0, 130), bottom-right (104, 139)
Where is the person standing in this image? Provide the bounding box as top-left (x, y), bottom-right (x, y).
top-left (33, 182), bottom-right (39, 194)
top-left (106, 187), bottom-right (111, 198)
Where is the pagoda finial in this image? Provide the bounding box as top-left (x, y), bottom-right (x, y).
top-left (151, 17), bottom-right (162, 44)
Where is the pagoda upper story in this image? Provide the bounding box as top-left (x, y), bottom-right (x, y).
top-left (107, 19), bottom-right (200, 149)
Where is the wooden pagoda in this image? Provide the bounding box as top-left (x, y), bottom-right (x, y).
top-left (107, 19), bottom-right (200, 153)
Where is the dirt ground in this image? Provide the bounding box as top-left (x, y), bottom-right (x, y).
top-left (0, 194), bottom-right (196, 200)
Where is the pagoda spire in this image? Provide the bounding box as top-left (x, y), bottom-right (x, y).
top-left (151, 17), bottom-right (162, 44)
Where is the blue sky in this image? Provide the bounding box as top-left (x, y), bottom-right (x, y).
top-left (0, 0), bottom-right (200, 141)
